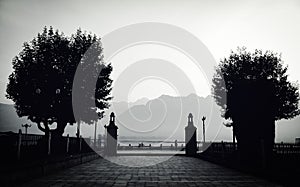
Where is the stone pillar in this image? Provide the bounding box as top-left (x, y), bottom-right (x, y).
top-left (185, 113), bottom-right (197, 156)
top-left (105, 112), bottom-right (118, 156)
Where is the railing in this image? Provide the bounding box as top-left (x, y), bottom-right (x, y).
top-left (200, 142), bottom-right (300, 171)
top-left (202, 142), bottom-right (300, 155)
top-left (5, 130), bottom-right (299, 163)
top-left (274, 143), bottom-right (300, 154)
top-left (116, 144), bottom-right (186, 151)
top-left (0, 130), bottom-right (94, 163)
top-left (114, 141), bottom-right (215, 151)
top-left (204, 142), bottom-right (237, 154)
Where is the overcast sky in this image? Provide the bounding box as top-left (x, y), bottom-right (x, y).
top-left (1, 0), bottom-right (300, 103)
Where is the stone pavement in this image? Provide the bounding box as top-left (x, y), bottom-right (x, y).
top-left (23, 156), bottom-right (281, 187)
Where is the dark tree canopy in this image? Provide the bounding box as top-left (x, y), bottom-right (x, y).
top-left (6, 26), bottom-right (113, 136)
top-left (212, 47), bottom-right (300, 121)
top-left (213, 47), bottom-right (300, 168)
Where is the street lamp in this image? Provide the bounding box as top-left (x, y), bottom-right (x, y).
top-left (94, 121), bottom-right (97, 148)
top-left (202, 116), bottom-right (206, 143)
top-left (22, 123), bottom-right (32, 134)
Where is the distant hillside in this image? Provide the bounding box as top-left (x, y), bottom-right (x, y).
top-left (99, 94), bottom-right (232, 141)
top-left (0, 103), bottom-right (41, 134)
top-left (1, 95), bottom-right (300, 142)
top-left (99, 94), bottom-right (300, 143)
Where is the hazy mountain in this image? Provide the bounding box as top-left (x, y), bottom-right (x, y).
top-left (99, 94), bottom-right (300, 143)
top-left (129, 97), bottom-right (149, 106)
top-left (98, 94), bottom-right (231, 142)
top-left (0, 103), bottom-right (41, 134)
top-left (1, 95), bottom-right (300, 143)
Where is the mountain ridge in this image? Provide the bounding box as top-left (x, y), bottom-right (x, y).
top-left (1, 95), bottom-right (300, 143)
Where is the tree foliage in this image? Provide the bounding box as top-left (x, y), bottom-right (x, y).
top-left (6, 26), bottom-right (113, 136)
top-left (212, 47), bottom-right (300, 121)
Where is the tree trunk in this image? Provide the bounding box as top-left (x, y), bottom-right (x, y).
top-left (51, 120), bottom-right (68, 154)
top-left (76, 121), bottom-right (81, 138)
top-left (37, 121), bottom-right (50, 136)
top-left (52, 120), bottom-right (67, 137)
top-left (36, 121), bottom-right (51, 155)
top-left (235, 119), bottom-right (275, 170)
top-left (231, 80), bottom-right (276, 170)
top-left (261, 119), bottom-right (275, 168)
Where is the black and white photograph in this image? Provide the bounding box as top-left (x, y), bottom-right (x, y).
top-left (0, 0), bottom-right (300, 186)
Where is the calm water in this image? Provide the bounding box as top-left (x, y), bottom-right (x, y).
top-left (118, 140), bottom-right (185, 147)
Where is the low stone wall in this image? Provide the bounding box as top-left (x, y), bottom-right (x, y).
top-left (1, 152), bottom-right (100, 185)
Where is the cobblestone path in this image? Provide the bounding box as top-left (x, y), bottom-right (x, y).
top-left (23, 156), bottom-right (281, 187)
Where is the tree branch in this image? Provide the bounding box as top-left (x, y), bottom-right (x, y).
top-left (37, 122), bottom-right (45, 132)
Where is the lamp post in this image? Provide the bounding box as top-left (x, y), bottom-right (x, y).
top-left (94, 121), bottom-right (97, 148)
top-left (202, 116), bottom-right (206, 143)
top-left (22, 123), bottom-right (32, 134)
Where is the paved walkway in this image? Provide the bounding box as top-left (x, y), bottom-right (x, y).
top-left (23, 156), bottom-right (281, 187)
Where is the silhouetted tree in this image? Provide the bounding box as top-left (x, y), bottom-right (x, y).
top-left (212, 47), bottom-right (299, 168)
top-left (70, 29), bottom-right (112, 127)
top-left (6, 27), bottom-right (112, 139)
